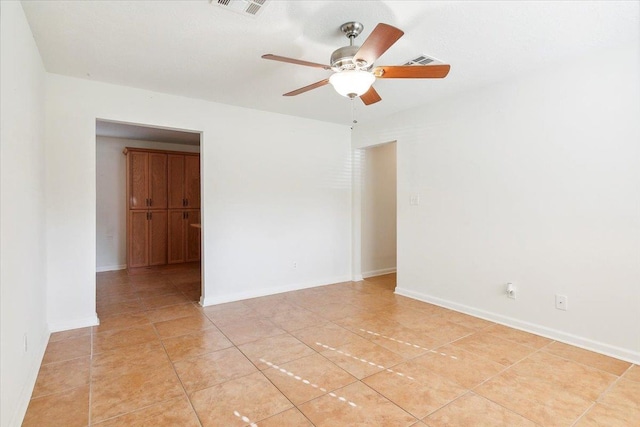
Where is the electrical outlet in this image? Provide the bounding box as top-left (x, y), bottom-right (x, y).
top-left (555, 294), bottom-right (568, 311)
top-left (292, 261), bottom-right (297, 269)
top-left (506, 283), bottom-right (516, 299)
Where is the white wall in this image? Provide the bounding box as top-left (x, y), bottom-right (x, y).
top-left (361, 142), bottom-right (397, 277)
top-left (96, 137), bottom-right (200, 271)
top-left (0, 2), bottom-right (49, 426)
top-left (46, 74), bottom-right (352, 330)
top-left (353, 45), bottom-right (640, 363)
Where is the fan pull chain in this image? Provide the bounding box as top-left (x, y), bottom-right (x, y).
top-left (351, 98), bottom-right (358, 127)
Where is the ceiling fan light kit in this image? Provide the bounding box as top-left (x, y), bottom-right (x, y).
top-left (262, 21), bottom-right (450, 106)
top-left (329, 70), bottom-right (376, 98)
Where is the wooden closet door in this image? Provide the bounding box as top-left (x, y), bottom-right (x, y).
top-left (184, 155), bottom-right (200, 208)
top-left (128, 211), bottom-right (149, 267)
top-left (149, 210), bottom-right (167, 266)
top-left (185, 210), bottom-right (201, 262)
top-left (129, 151), bottom-right (149, 209)
top-left (168, 210), bottom-right (185, 264)
top-left (168, 155), bottom-right (185, 209)
top-left (148, 153), bottom-right (167, 209)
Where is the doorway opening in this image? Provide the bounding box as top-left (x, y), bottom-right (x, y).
top-left (95, 119), bottom-right (203, 321)
top-left (360, 141), bottom-right (397, 291)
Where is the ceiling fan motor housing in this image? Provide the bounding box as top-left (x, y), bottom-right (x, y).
top-left (331, 22), bottom-right (371, 72)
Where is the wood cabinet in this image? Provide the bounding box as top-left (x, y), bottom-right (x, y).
top-left (128, 210), bottom-right (168, 268)
top-left (128, 151), bottom-right (167, 210)
top-left (168, 154), bottom-right (200, 209)
top-left (168, 210), bottom-right (200, 264)
top-left (124, 148), bottom-right (200, 268)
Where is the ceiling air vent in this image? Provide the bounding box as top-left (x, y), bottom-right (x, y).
top-left (214, 0), bottom-right (267, 17)
top-left (403, 54), bottom-right (441, 66)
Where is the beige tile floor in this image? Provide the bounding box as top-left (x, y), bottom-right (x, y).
top-left (24, 264), bottom-right (640, 426)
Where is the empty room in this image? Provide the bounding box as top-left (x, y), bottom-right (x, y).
top-left (1, 1), bottom-right (639, 426)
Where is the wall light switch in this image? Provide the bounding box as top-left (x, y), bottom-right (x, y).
top-left (410, 195), bottom-right (420, 206)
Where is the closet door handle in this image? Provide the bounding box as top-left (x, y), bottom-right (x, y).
top-left (145, 198), bottom-right (149, 206)
top-left (186, 212), bottom-right (189, 219)
top-left (149, 198), bottom-right (152, 207)
top-left (149, 212), bottom-right (152, 220)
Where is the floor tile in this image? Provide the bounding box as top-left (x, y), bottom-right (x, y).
top-left (162, 327), bottom-right (233, 361)
top-left (363, 364), bottom-right (466, 419)
top-left (291, 322), bottom-right (363, 349)
top-left (201, 301), bottom-right (257, 325)
top-left (474, 362), bottom-right (592, 426)
top-left (42, 335), bottom-right (91, 364)
top-left (523, 351), bottom-right (617, 400)
top-left (141, 293), bottom-right (190, 309)
top-left (32, 356), bottom-right (90, 398)
top-left (174, 346), bottom-right (258, 392)
top-left (49, 327), bottom-right (92, 343)
top-left (543, 341), bottom-right (632, 375)
top-left (319, 336), bottom-right (405, 379)
top-left (298, 381), bottom-right (417, 427)
top-left (91, 341), bottom-right (171, 381)
top-left (152, 313), bottom-right (214, 339)
top-left (22, 385), bottom-right (89, 427)
top-left (574, 402), bottom-right (640, 426)
top-left (237, 333), bottom-right (316, 370)
top-left (215, 317), bottom-right (286, 345)
top-left (451, 331), bottom-right (535, 366)
top-left (257, 408), bottom-right (314, 426)
top-left (190, 371), bottom-right (293, 427)
top-left (262, 353), bottom-right (357, 405)
top-left (425, 392), bottom-right (537, 426)
top-left (97, 299), bottom-right (145, 317)
top-left (93, 311), bottom-right (151, 333)
top-left (93, 323), bottom-right (159, 354)
top-left (623, 364), bottom-right (640, 382)
top-left (267, 306), bottom-right (328, 332)
top-left (406, 344), bottom-right (505, 389)
top-left (145, 302), bottom-right (201, 323)
top-left (93, 396), bottom-right (200, 426)
top-left (483, 324), bottom-right (553, 349)
top-left (598, 378), bottom-right (640, 413)
top-left (91, 363), bottom-right (183, 423)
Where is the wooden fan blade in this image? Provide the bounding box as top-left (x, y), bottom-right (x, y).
top-left (354, 23), bottom-right (404, 67)
top-left (283, 79), bottom-right (330, 96)
top-left (262, 54), bottom-right (331, 70)
top-left (360, 86), bottom-right (382, 105)
top-left (373, 64), bottom-right (451, 79)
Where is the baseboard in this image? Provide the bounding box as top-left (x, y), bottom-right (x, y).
top-left (200, 275), bottom-right (353, 307)
top-left (352, 274), bottom-right (364, 281)
top-left (9, 330), bottom-right (49, 427)
top-left (395, 287), bottom-right (640, 365)
top-left (48, 314), bottom-right (100, 333)
top-left (96, 264), bottom-right (126, 273)
top-left (362, 267), bottom-right (397, 279)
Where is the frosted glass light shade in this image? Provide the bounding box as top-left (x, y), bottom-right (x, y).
top-left (329, 70), bottom-right (375, 98)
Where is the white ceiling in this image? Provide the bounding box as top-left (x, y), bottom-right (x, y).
top-left (96, 120), bottom-right (201, 145)
top-left (22, 0), bottom-right (639, 126)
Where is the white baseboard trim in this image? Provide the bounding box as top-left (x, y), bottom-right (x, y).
top-left (395, 287), bottom-right (640, 365)
top-left (200, 275), bottom-right (352, 307)
top-left (48, 314), bottom-right (100, 333)
top-left (96, 264), bottom-right (126, 272)
top-left (352, 274), bottom-right (364, 281)
top-left (9, 330), bottom-right (49, 427)
top-left (362, 267), bottom-right (397, 279)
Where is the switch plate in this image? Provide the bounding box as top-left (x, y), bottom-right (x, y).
top-left (410, 195), bottom-right (420, 205)
top-left (555, 294), bottom-right (568, 311)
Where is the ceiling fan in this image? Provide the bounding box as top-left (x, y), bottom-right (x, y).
top-left (262, 21), bottom-right (451, 105)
